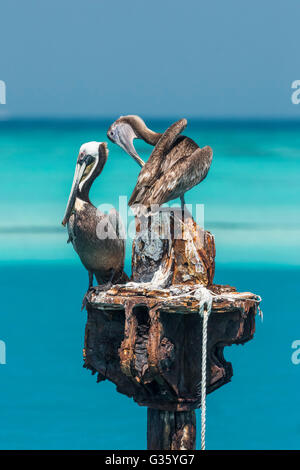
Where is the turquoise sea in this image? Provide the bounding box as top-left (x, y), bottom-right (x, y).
top-left (0, 119), bottom-right (300, 450)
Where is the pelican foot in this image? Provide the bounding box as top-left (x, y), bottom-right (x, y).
top-left (81, 286), bottom-right (97, 311)
top-left (96, 281), bottom-right (113, 292)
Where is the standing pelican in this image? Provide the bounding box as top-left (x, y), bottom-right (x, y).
top-left (62, 142), bottom-right (128, 292)
top-left (107, 115), bottom-right (213, 211)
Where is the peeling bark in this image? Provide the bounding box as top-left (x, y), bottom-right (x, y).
top-left (132, 208), bottom-right (215, 287)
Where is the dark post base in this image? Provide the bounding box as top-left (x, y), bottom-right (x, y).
top-left (147, 409), bottom-right (196, 450)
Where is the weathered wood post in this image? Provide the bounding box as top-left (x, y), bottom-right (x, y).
top-left (83, 208), bottom-right (260, 450)
top-left (147, 409), bottom-right (196, 450)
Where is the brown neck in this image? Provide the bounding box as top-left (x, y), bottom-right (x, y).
top-left (78, 148), bottom-right (107, 204)
top-left (78, 175), bottom-right (94, 203)
top-left (122, 115), bottom-right (162, 146)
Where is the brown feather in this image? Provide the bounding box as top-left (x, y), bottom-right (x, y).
top-left (129, 118), bottom-right (213, 208)
top-left (140, 146), bottom-right (213, 207)
top-left (128, 119), bottom-right (187, 206)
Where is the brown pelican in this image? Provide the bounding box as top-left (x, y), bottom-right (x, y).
top-left (62, 141), bottom-right (128, 293)
top-left (107, 115), bottom-right (213, 211)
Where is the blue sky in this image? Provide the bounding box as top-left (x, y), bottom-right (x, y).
top-left (1, 0), bottom-right (299, 118)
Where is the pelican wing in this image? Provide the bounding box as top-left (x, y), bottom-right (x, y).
top-left (129, 118), bottom-right (187, 206)
top-left (143, 146), bottom-right (213, 207)
top-left (149, 118), bottom-right (187, 163)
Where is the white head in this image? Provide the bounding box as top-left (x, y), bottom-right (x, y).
top-left (62, 141), bottom-right (108, 225)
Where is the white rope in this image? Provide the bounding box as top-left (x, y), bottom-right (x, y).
top-left (200, 307), bottom-right (210, 450)
top-left (194, 286), bottom-right (212, 451)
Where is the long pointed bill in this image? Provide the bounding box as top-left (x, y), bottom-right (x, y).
top-left (118, 127), bottom-right (145, 167)
top-left (61, 162), bottom-right (86, 226)
top-left (123, 143), bottom-right (145, 168)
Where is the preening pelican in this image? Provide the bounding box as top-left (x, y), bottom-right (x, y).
top-left (62, 142), bottom-right (128, 291)
top-left (107, 115), bottom-right (213, 211)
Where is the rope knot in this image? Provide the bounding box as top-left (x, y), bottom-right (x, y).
top-left (193, 285), bottom-right (213, 317)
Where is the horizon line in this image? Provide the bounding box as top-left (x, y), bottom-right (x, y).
top-left (1, 115), bottom-right (300, 124)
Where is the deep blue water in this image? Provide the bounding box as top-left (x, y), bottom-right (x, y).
top-left (0, 120), bottom-right (300, 449)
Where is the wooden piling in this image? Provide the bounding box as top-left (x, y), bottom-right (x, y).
top-left (83, 208), bottom-right (261, 449)
top-left (147, 409), bottom-right (196, 450)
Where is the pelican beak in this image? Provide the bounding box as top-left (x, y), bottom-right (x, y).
top-left (117, 125), bottom-right (145, 167)
top-left (61, 160), bottom-right (87, 226)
